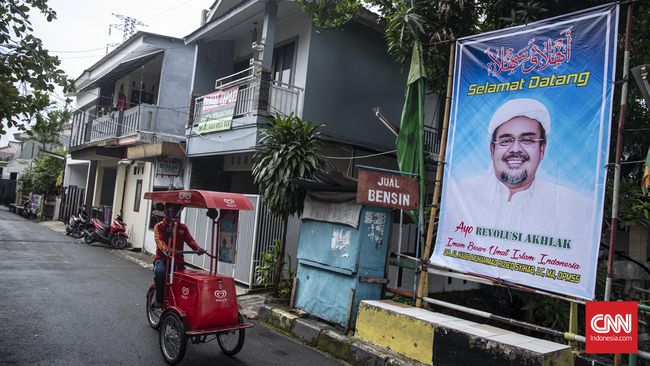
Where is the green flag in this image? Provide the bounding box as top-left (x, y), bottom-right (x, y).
top-left (396, 40), bottom-right (426, 221)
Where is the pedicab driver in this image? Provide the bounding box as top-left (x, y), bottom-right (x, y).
top-left (152, 202), bottom-right (206, 307)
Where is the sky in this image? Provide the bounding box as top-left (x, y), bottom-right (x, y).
top-left (1, 0), bottom-right (213, 146)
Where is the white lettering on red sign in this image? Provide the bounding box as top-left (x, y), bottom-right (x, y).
top-left (367, 189), bottom-right (410, 207)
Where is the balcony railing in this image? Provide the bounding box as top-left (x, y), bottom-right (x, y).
top-left (89, 114), bottom-right (119, 141)
top-left (269, 80), bottom-right (302, 117)
top-left (424, 125), bottom-right (441, 156)
top-left (71, 104), bottom-right (159, 148)
top-left (192, 66), bottom-right (303, 128)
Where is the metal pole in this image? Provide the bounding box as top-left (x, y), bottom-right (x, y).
top-left (398, 209), bottom-right (403, 268)
top-left (413, 199), bottom-right (423, 301)
top-left (416, 39), bottom-right (455, 307)
top-left (568, 302), bottom-right (578, 349)
top-left (422, 296), bottom-right (581, 342)
top-left (605, 2), bottom-right (633, 302)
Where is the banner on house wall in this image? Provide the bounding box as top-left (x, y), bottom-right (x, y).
top-left (197, 85), bottom-right (239, 134)
top-left (430, 4), bottom-right (619, 300)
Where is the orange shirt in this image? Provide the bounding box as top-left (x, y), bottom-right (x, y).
top-left (153, 219), bottom-right (201, 265)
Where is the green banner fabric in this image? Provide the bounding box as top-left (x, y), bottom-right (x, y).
top-left (197, 85), bottom-right (239, 134)
top-left (396, 40), bottom-right (425, 221)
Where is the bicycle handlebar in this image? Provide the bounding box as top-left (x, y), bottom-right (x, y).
top-left (177, 250), bottom-right (217, 259)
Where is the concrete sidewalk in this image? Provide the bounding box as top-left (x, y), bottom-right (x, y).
top-left (36, 218), bottom-right (423, 365)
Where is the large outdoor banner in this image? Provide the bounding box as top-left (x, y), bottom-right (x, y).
top-left (431, 4), bottom-right (619, 300)
top-left (197, 85), bottom-right (239, 134)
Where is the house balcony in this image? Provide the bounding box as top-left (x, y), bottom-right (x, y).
top-left (68, 102), bottom-right (187, 162)
top-left (70, 103), bottom-right (161, 148)
top-left (186, 64), bottom-right (303, 156)
top-left (193, 65), bottom-right (303, 123)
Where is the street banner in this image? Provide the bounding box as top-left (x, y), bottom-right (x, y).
top-left (197, 85), bottom-right (239, 134)
top-left (430, 4), bottom-right (619, 300)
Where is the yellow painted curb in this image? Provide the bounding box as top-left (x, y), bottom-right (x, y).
top-left (355, 301), bottom-right (433, 364)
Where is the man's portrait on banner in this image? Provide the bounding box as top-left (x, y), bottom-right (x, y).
top-left (445, 98), bottom-right (593, 238)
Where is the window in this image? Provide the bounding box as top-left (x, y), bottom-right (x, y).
top-left (9, 172), bottom-right (18, 180)
top-left (133, 180), bottom-right (143, 212)
top-left (271, 42), bottom-right (295, 85)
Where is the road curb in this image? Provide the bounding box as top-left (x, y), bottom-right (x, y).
top-left (109, 249), bottom-right (153, 270)
top-left (257, 303), bottom-right (425, 366)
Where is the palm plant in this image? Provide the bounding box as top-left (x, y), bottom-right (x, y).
top-left (252, 114), bottom-right (328, 296)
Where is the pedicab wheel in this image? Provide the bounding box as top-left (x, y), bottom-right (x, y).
top-left (146, 288), bottom-right (161, 329)
top-left (110, 236), bottom-right (127, 249)
top-left (84, 233), bottom-right (94, 244)
top-left (159, 312), bottom-right (187, 365)
top-left (217, 313), bottom-right (246, 356)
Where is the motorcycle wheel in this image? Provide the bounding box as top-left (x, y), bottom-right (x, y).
top-left (65, 224), bottom-right (71, 235)
top-left (110, 236), bottom-right (128, 250)
top-left (72, 229), bottom-right (84, 239)
top-left (84, 232), bottom-right (95, 244)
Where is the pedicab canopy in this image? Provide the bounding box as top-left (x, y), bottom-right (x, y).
top-left (143, 190), bottom-right (254, 210)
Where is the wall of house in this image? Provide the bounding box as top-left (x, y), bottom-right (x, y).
top-left (145, 35), bottom-right (196, 137)
top-left (121, 162), bottom-right (152, 249)
top-left (303, 21), bottom-right (407, 151)
top-left (113, 55), bottom-right (164, 110)
top-left (64, 161), bottom-right (89, 188)
top-left (192, 40), bottom-right (236, 96)
top-left (231, 10), bottom-right (312, 91)
top-left (2, 160), bottom-right (28, 181)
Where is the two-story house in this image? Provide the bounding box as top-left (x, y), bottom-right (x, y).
top-left (66, 32), bottom-right (195, 249)
top-left (177, 0), bottom-right (443, 287)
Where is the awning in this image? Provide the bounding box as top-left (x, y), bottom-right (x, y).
top-left (143, 190), bottom-right (254, 210)
top-left (80, 49), bottom-right (164, 92)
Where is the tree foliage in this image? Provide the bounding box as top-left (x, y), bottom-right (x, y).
top-left (0, 0), bottom-right (74, 136)
top-left (18, 149), bottom-right (64, 196)
top-left (28, 108), bottom-right (72, 148)
top-left (252, 114), bottom-right (329, 220)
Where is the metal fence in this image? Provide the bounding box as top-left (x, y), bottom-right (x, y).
top-left (58, 185), bottom-right (85, 222)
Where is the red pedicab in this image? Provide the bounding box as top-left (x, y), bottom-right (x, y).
top-left (143, 190), bottom-right (254, 365)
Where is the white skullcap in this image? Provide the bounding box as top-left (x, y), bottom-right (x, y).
top-left (488, 98), bottom-right (551, 138)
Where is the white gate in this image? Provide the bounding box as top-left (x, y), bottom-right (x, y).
top-left (182, 195), bottom-right (281, 287)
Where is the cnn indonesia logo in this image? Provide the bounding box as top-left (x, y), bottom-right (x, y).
top-left (586, 302), bottom-right (638, 354)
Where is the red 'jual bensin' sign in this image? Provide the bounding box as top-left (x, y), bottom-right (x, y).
top-left (586, 301), bottom-right (638, 354)
top-left (356, 170), bottom-right (419, 211)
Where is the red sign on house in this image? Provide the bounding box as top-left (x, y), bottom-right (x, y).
top-left (356, 170), bottom-right (419, 210)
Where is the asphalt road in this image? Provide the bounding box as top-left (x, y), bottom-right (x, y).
top-left (0, 208), bottom-right (344, 366)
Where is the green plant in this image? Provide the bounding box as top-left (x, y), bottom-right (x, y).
top-left (252, 114), bottom-right (329, 297)
top-left (255, 239), bottom-right (295, 298)
top-left (17, 149), bottom-right (63, 196)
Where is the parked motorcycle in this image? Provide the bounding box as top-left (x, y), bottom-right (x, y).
top-left (83, 215), bottom-right (129, 249)
top-left (20, 199), bottom-right (35, 219)
top-left (65, 210), bottom-right (89, 238)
